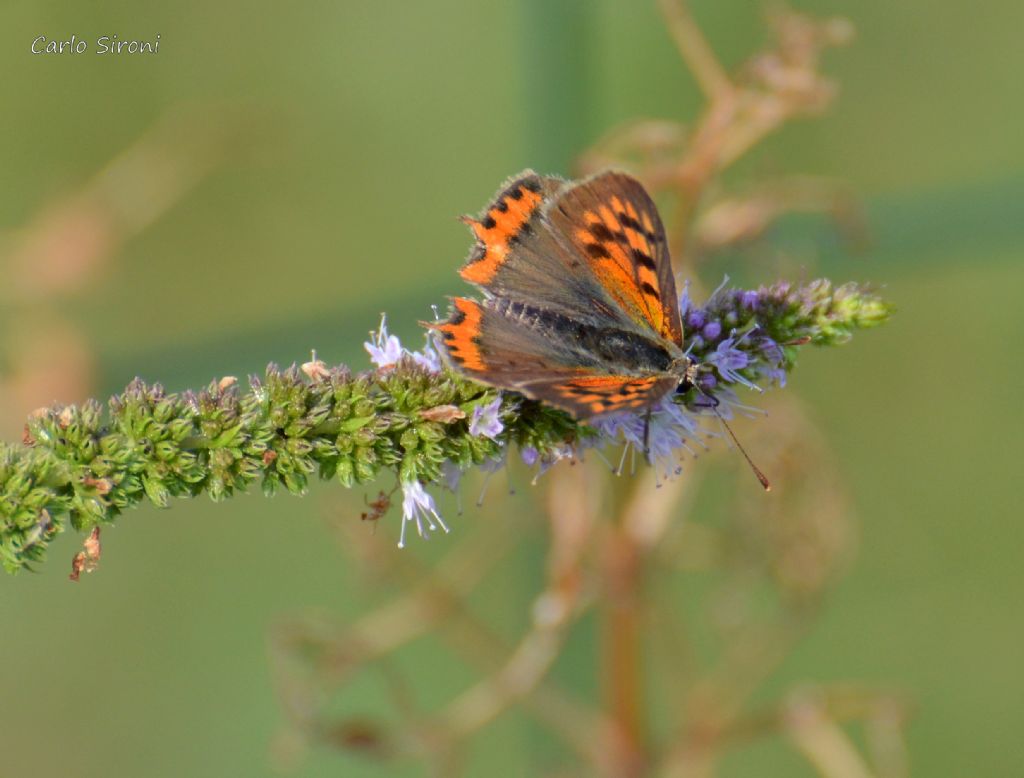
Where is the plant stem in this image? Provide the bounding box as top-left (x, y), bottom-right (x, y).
top-left (603, 476), bottom-right (648, 777)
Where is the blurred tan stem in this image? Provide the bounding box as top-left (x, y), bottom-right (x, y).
top-left (785, 696), bottom-right (879, 778)
top-left (604, 516), bottom-right (647, 777)
top-left (436, 463), bottom-right (595, 742)
top-left (601, 459), bottom-right (692, 777)
top-left (659, 0), bottom-right (733, 99)
top-left (658, 0), bottom-right (739, 260)
top-left (287, 507), bottom-right (609, 767)
top-left (601, 466), bottom-right (668, 776)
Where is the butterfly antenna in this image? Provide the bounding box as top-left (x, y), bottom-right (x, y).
top-left (694, 383), bottom-right (771, 491)
top-left (715, 408), bottom-right (771, 491)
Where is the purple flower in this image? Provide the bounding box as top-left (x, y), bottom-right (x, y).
top-left (399, 480), bottom-right (449, 548)
top-left (480, 451), bottom-right (508, 473)
top-left (469, 396), bottom-right (504, 440)
top-left (365, 316), bottom-right (442, 373)
top-left (520, 446), bottom-right (539, 467)
top-left (410, 335), bottom-right (442, 373)
top-left (519, 443), bottom-right (573, 483)
top-left (441, 460), bottom-right (464, 492)
top-left (590, 396), bottom-right (706, 479)
top-left (753, 336), bottom-right (787, 387)
top-left (364, 316), bottom-right (404, 369)
top-left (705, 331), bottom-right (760, 391)
top-left (678, 278), bottom-right (694, 319)
top-left (702, 321), bottom-right (722, 341)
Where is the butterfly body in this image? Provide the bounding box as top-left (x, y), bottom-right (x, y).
top-left (486, 298), bottom-right (684, 375)
top-left (431, 170), bottom-right (695, 420)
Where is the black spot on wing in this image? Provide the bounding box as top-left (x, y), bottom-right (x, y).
top-left (619, 213), bottom-right (657, 242)
top-left (508, 220), bottom-right (534, 244)
top-left (632, 249), bottom-right (656, 270)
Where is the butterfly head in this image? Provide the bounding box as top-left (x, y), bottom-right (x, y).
top-left (667, 356), bottom-right (699, 395)
top-left (671, 357), bottom-right (726, 410)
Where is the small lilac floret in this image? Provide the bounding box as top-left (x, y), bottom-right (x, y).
top-left (519, 444), bottom-right (573, 481)
top-left (365, 316), bottom-right (442, 372)
top-left (410, 336), bottom-right (442, 373)
top-left (365, 316), bottom-right (404, 369)
top-left (678, 279), bottom-right (694, 318)
top-left (705, 333), bottom-right (761, 391)
top-left (590, 397), bottom-right (703, 477)
top-left (441, 460), bottom-right (464, 492)
top-left (702, 321), bottom-right (722, 341)
top-left (399, 480), bottom-right (449, 548)
top-left (753, 337), bottom-right (787, 386)
top-left (469, 397), bottom-right (504, 440)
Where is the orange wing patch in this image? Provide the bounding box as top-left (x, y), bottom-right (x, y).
top-left (574, 203), bottom-right (665, 337)
top-left (460, 177), bottom-right (546, 285)
top-left (553, 375), bottom-right (662, 416)
top-left (433, 297), bottom-right (486, 372)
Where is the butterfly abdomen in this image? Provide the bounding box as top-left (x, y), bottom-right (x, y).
top-left (487, 298), bottom-right (673, 376)
top-left (489, 298), bottom-right (586, 338)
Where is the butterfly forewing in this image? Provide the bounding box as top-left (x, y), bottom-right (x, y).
top-left (547, 172), bottom-right (683, 345)
top-left (458, 171), bottom-right (641, 331)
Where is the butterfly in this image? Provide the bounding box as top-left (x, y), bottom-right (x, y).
top-left (429, 170), bottom-right (698, 421)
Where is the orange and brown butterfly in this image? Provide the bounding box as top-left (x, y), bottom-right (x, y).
top-left (427, 170), bottom-right (698, 420)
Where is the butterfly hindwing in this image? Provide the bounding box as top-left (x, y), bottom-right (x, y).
top-left (523, 375), bottom-right (679, 418)
top-left (432, 298), bottom-right (677, 419)
top-left (434, 297), bottom-right (601, 382)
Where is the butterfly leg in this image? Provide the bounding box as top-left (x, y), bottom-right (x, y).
top-left (691, 383), bottom-right (721, 410)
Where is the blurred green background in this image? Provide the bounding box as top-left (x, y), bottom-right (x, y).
top-left (1, 1), bottom-right (1021, 776)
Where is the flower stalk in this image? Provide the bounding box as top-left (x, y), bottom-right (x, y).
top-left (0, 280), bottom-right (890, 574)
